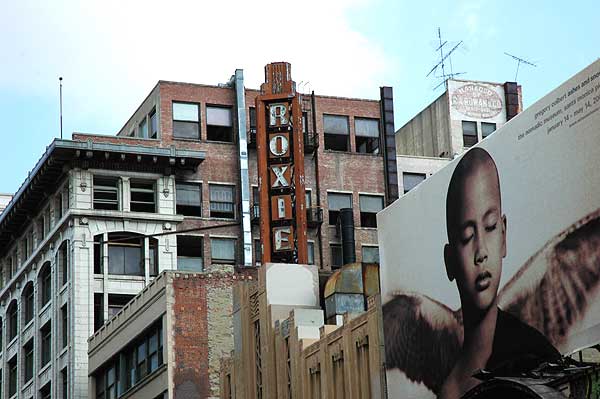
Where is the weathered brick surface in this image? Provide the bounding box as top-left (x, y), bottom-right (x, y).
top-left (170, 269), bottom-right (236, 399)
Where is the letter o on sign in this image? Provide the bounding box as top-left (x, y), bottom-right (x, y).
top-left (269, 135), bottom-right (289, 157)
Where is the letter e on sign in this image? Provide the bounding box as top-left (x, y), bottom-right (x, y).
top-left (273, 226), bottom-right (294, 252)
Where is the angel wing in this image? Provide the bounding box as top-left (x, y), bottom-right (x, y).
top-left (383, 292), bottom-right (463, 394)
top-left (499, 209), bottom-right (600, 348)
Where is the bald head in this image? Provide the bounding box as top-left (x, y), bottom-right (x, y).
top-left (445, 148), bottom-right (501, 243)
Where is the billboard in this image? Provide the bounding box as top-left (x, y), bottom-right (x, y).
top-left (379, 59), bottom-right (600, 399)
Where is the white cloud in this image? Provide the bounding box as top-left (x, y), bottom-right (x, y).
top-left (0, 0), bottom-right (391, 132)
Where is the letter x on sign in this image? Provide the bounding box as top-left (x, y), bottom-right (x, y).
top-left (271, 165), bottom-right (289, 188)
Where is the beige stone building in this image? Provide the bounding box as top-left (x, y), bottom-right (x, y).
top-left (219, 262), bottom-right (384, 399)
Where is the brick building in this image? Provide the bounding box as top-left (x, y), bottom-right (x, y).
top-left (75, 67), bottom-right (397, 272)
top-left (88, 268), bottom-right (246, 399)
top-left (0, 63), bottom-right (395, 398)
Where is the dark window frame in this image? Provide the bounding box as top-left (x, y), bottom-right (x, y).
top-left (462, 120), bottom-right (478, 147)
top-left (40, 262), bottom-right (52, 307)
top-left (176, 182), bottom-right (202, 217)
top-left (327, 192), bottom-right (352, 226)
top-left (8, 300), bottom-right (18, 342)
top-left (130, 179), bottom-right (156, 213)
top-left (24, 339), bottom-right (34, 382)
top-left (93, 176), bottom-right (120, 211)
top-left (359, 194), bottom-right (384, 228)
top-left (481, 121), bottom-right (497, 138)
top-left (402, 172), bottom-right (426, 194)
top-left (354, 117), bottom-right (381, 155)
top-left (210, 238), bottom-right (236, 264)
top-left (22, 282), bottom-right (35, 325)
top-left (323, 114), bottom-right (350, 152)
top-left (41, 321), bottom-right (52, 367)
top-left (206, 104), bottom-right (234, 143)
top-left (209, 184), bottom-right (235, 219)
top-left (172, 101), bottom-right (200, 140)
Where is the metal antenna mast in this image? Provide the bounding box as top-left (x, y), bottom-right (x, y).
top-left (427, 28), bottom-right (465, 90)
top-left (59, 77), bottom-right (63, 139)
top-left (504, 52), bottom-right (537, 81)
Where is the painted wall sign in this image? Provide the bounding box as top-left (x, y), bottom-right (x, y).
top-left (451, 83), bottom-right (503, 119)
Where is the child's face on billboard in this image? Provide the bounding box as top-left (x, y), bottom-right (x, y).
top-left (448, 162), bottom-right (506, 313)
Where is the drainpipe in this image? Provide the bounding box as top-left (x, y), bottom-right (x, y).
top-left (234, 69), bottom-right (252, 266)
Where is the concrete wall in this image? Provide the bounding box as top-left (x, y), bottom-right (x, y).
top-left (396, 93), bottom-right (451, 158)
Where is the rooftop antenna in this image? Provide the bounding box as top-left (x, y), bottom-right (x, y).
top-left (427, 28), bottom-right (465, 91)
top-left (59, 77), bottom-right (63, 139)
top-left (504, 52), bottom-right (537, 81)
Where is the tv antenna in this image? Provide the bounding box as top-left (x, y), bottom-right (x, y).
top-left (427, 28), bottom-right (465, 90)
top-left (59, 77), bottom-right (63, 139)
top-left (504, 52), bottom-right (536, 81)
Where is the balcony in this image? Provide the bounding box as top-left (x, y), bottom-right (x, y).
top-left (251, 203), bottom-right (260, 224)
top-left (247, 129), bottom-right (257, 148)
top-left (306, 206), bottom-right (323, 227)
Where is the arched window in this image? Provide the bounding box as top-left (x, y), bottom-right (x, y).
top-left (39, 262), bottom-right (52, 307)
top-left (7, 300), bottom-right (18, 342)
top-left (22, 282), bottom-right (34, 324)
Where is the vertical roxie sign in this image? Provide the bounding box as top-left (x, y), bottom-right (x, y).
top-left (256, 62), bottom-right (308, 264)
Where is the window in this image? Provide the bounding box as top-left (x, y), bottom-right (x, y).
top-left (40, 382), bottom-right (52, 399)
top-left (38, 217), bottom-right (45, 242)
top-left (482, 122), bottom-right (496, 138)
top-left (177, 236), bottom-right (203, 272)
top-left (210, 184), bottom-right (235, 219)
top-left (93, 176), bottom-right (119, 210)
top-left (173, 102), bottom-right (200, 139)
top-left (149, 238), bottom-right (159, 277)
top-left (61, 304), bottom-right (68, 349)
top-left (22, 283), bottom-right (34, 325)
top-left (211, 238), bottom-right (236, 264)
top-left (40, 261), bottom-right (52, 307)
top-left (94, 293), bottom-right (104, 332)
top-left (108, 294), bottom-right (135, 319)
top-left (254, 239), bottom-right (261, 265)
top-left (176, 182), bottom-right (202, 216)
top-left (327, 192), bottom-right (352, 226)
top-left (149, 108), bottom-right (158, 138)
top-left (106, 233), bottom-right (144, 276)
top-left (462, 120), bottom-right (478, 147)
top-left (249, 107), bottom-right (257, 133)
top-left (130, 180), bottom-right (156, 213)
top-left (94, 234), bottom-right (103, 274)
top-left (139, 117), bottom-right (148, 138)
top-left (359, 195), bottom-right (383, 228)
top-left (24, 339), bottom-right (34, 382)
top-left (8, 300), bottom-right (17, 341)
top-left (94, 322), bottom-right (163, 396)
top-left (307, 241), bottom-right (315, 265)
top-left (41, 322), bottom-right (51, 367)
top-left (402, 172), bottom-right (426, 194)
top-left (305, 190), bottom-right (312, 208)
top-left (362, 246), bottom-right (380, 264)
top-left (8, 356), bottom-right (17, 398)
top-left (206, 106), bottom-right (233, 142)
top-left (323, 114), bottom-right (349, 151)
top-left (330, 244), bottom-right (343, 269)
top-left (355, 118), bottom-right (380, 154)
top-left (54, 193), bottom-right (63, 223)
top-left (59, 240), bottom-right (69, 286)
top-left (62, 367), bottom-right (68, 399)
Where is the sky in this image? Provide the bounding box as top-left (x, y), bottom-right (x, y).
top-left (0, 0), bottom-right (597, 194)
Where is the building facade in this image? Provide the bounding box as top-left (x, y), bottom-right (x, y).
top-left (76, 69), bottom-right (396, 273)
top-left (396, 79), bottom-right (522, 194)
top-left (88, 268), bottom-right (244, 399)
top-left (0, 140), bottom-right (203, 398)
top-left (0, 63), bottom-right (395, 398)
